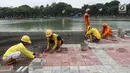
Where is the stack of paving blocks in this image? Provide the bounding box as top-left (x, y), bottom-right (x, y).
top-left (81, 40), bottom-right (89, 51)
top-left (16, 66), bottom-right (28, 73)
top-left (29, 58), bottom-right (45, 73)
top-left (118, 28), bottom-right (126, 38)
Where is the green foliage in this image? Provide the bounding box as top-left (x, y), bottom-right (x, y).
top-left (0, 0), bottom-right (129, 18)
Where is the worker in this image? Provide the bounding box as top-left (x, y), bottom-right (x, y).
top-left (2, 35), bottom-right (36, 65)
top-left (100, 23), bottom-right (112, 38)
top-left (86, 26), bottom-right (101, 42)
top-left (44, 29), bottom-right (63, 53)
top-left (84, 8), bottom-right (90, 33)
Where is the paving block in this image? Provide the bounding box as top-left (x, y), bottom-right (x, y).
top-left (43, 66), bottom-right (52, 71)
top-left (16, 66), bottom-right (24, 73)
top-left (79, 66), bottom-right (87, 70)
top-left (43, 71), bottom-right (51, 73)
top-left (81, 42), bottom-right (88, 51)
top-left (52, 70), bottom-right (60, 73)
top-left (80, 70), bottom-right (89, 73)
top-left (31, 58), bottom-right (43, 66)
top-left (86, 66), bottom-right (98, 72)
top-left (34, 69), bottom-right (43, 73)
top-left (21, 66), bottom-right (28, 73)
top-left (61, 66), bottom-right (70, 73)
top-left (52, 66), bottom-right (61, 71)
top-left (0, 66), bottom-right (15, 73)
top-left (70, 66), bottom-right (79, 71)
top-left (29, 58), bottom-right (45, 69)
top-left (70, 70), bottom-right (79, 73)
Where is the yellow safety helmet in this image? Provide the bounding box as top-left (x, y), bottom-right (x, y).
top-left (46, 29), bottom-right (53, 38)
top-left (21, 35), bottom-right (32, 44)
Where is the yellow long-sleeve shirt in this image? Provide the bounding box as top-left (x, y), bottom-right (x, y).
top-left (2, 43), bottom-right (35, 60)
top-left (47, 33), bottom-right (59, 50)
top-left (86, 28), bottom-right (101, 40)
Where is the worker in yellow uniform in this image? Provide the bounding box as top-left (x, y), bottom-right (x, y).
top-left (2, 35), bottom-right (36, 65)
top-left (44, 29), bottom-right (63, 53)
top-left (86, 26), bottom-right (101, 42)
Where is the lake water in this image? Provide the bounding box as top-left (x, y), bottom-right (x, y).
top-left (0, 17), bottom-right (130, 32)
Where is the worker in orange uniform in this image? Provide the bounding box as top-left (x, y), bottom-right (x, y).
top-left (84, 8), bottom-right (90, 33)
top-left (44, 29), bottom-right (64, 53)
top-left (86, 26), bottom-right (101, 42)
top-left (100, 23), bottom-right (112, 38)
top-left (2, 35), bottom-right (36, 65)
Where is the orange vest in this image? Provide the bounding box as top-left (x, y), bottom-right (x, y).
top-left (101, 25), bottom-right (112, 37)
top-left (84, 13), bottom-right (90, 32)
top-left (84, 13), bottom-right (90, 26)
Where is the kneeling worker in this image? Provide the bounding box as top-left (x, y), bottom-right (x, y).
top-left (86, 26), bottom-right (101, 42)
top-left (100, 23), bottom-right (112, 38)
top-left (2, 35), bottom-right (36, 65)
top-left (45, 29), bottom-right (63, 53)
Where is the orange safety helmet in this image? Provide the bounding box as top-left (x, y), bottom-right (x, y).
top-left (102, 23), bottom-right (108, 27)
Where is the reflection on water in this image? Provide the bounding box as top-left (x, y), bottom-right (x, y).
top-left (0, 17), bottom-right (130, 32)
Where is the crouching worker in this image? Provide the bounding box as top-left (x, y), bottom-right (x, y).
top-left (2, 35), bottom-right (36, 65)
top-left (44, 29), bottom-right (63, 53)
top-left (100, 23), bottom-right (112, 38)
top-left (86, 26), bottom-right (101, 42)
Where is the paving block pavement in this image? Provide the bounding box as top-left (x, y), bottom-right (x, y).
top-left (28, 42), bottom-right (130, 73)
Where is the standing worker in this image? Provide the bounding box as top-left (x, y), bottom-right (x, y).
top-left (44, 29), bottom-right (64, 53)
top-left (84, 8), bottom-right (90, 33)
top-left (2, 35), bottom-right (36, 65)
top-left (86, 26), bottom-right (101, 42)
top-left (100, 23), bottom-right (112, 38)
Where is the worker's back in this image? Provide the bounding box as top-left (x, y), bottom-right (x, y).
top-left (2, 43), bottom-right (34, 60)
top-left (87, 28), bottom-right (101, 40)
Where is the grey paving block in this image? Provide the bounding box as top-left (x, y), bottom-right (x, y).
top-left (112, 65), bottom-right (127, 73)
top-left (43, 71), bottom-right (51, 73)
top-left (61, 66), bottom-right (70, 73)
top-left (43, 66), bottom-right (53, 71)
top-left (80, 70), bottom-right (89, 73)
top-left (61, 66), bottom-right (70, 70)
top-left (95, 65), bottom-right (109, 73)
top-left (31, 58), bottom-right (43, 66)
top-left (70, 70), bottom-right (79, 73)
top-left (29, 58), bottom-right (45, 69)
top-left (79, 66), bottom-right (87, 70)
top-left (122, 65), bottom-right (130, 73)
top-left (0, 66), bottom-right (15, 73)
top-left (86, 66), bottom-right (98, 73)
top-left (52, 70), bottom-right (60, 73)
top-left (34, 69), bottom-right (43, 73)
top-left (70, 66), bottom-right (79, 71)
top-left (16, 66), bottom-right (24, 73)
top-left (52, 66), bottom-right (61, 71)
top-left (21, 66), bottom-right (28, 73)
top-left (104, 65), bottom-right (117, 73)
